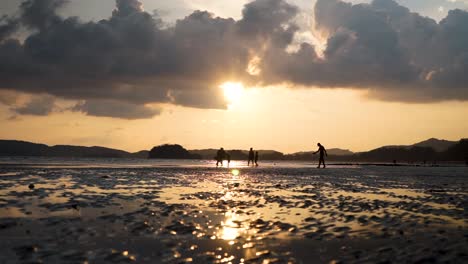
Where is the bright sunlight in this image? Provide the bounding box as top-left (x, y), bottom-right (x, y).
top-left (221, 82), bottom-right (245, 105)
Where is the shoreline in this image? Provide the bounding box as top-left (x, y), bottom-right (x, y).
top-left (0, 156), bottom-right (466, 169)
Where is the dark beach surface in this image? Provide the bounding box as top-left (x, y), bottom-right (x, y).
top-left (0, 159), bottom-right (467, 263)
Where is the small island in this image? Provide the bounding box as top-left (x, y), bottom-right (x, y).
top-left (148, 144), bottom-right (201, 159)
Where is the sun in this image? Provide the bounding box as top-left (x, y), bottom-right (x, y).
top-left (220, 82), bottom-right (244, 105)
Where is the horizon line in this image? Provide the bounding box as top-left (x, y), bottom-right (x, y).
top-left (1, 137), bottom-right (465, 155)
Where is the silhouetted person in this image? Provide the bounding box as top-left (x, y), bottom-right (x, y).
top-left (313, 143), bottom-right (327, 168)
top-left (216, 148), bottom-right (226, 167)
top-left (227, 153), bottom-right (231, 167)
top-left (248, 148), bottom-right (254, 166)
top-left (255, 151), bottom-right (259, 166)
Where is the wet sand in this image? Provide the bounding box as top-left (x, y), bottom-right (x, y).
top-left (0, 164), bottom-right (467, 263)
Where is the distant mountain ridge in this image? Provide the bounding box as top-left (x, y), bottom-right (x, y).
top-left (0, 140), bottom-right (141, 158)
top-left (0, 138), bottom-right (467, 163)
top-left (411, 138), bottom-right (457, 152)
top-left (383, 138), bottom-right (457, 152)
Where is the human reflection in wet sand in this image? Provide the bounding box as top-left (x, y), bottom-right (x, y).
top-left (313, 143), bottom-right (327, 168)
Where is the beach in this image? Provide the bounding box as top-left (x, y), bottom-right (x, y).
top-left (0, 159), bottom-right (467, 263)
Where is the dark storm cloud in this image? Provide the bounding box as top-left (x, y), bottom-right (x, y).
top-left (19, 0), bottom-right (68, 30)
top-left (238, 0), bottom-right (298, 39)
top-left (114, 0), bottom-right (143, 17)
top-left (0, 16), bottom-right (19, 41)
top-left (0, 0), bottom-right (296, 118)
top-left (261, 0), bottom-right (420, 90)
top-left (259, 0), bottom-right (468, 102)
top-left (0, 0), bottom-right (468, 119)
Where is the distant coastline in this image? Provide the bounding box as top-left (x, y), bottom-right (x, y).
top-left (0, 138), bottom-right (467, 163)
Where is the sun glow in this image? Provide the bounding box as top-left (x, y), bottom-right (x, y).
top-left (221, 82), bottom-right (245, 105)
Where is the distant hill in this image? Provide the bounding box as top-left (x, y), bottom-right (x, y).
top-left (355, 146), bottom-right (437, 162)
top-left (328, 148), bottom-right (354, 156)
top-left (129, 150), bottom-right (149, 159)
top-left (443, 139), bottom-right (468, 162)
top-left (258, 150), bottom-right (284, 160)
top-left (0, 140), bottom-right (49, 156)
top-left (47, 145), bottom-right (130, 158)
top-left (382, 138), bottom-right (457, 152)
top-left (332, 140), bottom-right (467, 163)
top-left (190, 149), bottom-right (217, 159)
top-left (149, 144), bottom-right (201, 159)
top-left (412, 138), bottom-right (457, 152)
top-left (0, 140), bottom-right (139, 158)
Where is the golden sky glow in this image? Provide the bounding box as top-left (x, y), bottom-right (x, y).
top-left (1, 86), bottom-right (467, 153)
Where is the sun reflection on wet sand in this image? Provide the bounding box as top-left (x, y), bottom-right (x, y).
top-left (0, 166), bottom-right (467, 263)
top-left (231, 169), bottom-right (240, 176)
top-left (220, 211), bottom-right (243, 241)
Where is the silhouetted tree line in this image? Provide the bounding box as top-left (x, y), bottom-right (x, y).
top-left (148, 144), bottom-right (201, 159)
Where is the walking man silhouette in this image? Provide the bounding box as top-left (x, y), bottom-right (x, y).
top-left (313, 143), bottom-right (327, 168)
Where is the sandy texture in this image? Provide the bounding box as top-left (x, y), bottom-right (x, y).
top-left (0, 164), bottom-right (467, 263)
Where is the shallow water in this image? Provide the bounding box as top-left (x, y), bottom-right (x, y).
top-left (0, 160), bottom-right (467, 263)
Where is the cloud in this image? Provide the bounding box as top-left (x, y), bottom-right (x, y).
top-left (238, 0), bottom-right (298, 39)
top-left (263, 0), bottom-right (419, 87)
top-left (259, 0), bottom-right (468, 102)
top-left (10, 94), bottom-right (56, 115)
top-left (0, 0), bottom-right (298, 119)
top-left (0, 90), bottom-right (21, 105)
top-left (72, 99), bottom-right (161, 119)
top-left (0, 0), bottom-right (468, 120)
top-left (19, 0), bottom-right (68, 31)
top-left (0, 16), bottom-right (19, 41)
top-left (114, 0), bottom-right (143, 17)
top-left (0, 0), bottom-right (255, 118)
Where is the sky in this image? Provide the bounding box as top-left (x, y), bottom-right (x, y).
top-left (0, 0), bottom-right (468, 153)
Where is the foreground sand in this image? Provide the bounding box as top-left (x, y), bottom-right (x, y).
top-left (0, 164), bottom-right (467, 263)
